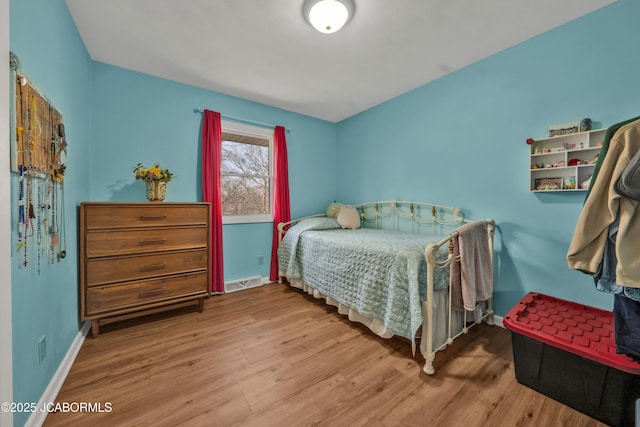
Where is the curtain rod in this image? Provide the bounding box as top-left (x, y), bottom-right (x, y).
top-left (194, 108), bottom-right (290, 133)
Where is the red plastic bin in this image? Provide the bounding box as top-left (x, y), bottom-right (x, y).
top-left (504, 292), bottom-right (640, 426)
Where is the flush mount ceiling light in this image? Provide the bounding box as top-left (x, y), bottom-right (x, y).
top-left (303, 0), bottom-right (355, 34)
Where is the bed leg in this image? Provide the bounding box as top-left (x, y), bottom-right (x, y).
top-left (423, 358), bottom-right (435, 375)
top-left (484, 309), bottom-right (495, 326)
top-left (423, 244), bottom-right (438, 376)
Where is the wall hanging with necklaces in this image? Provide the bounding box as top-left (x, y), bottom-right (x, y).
top-left (10, 52), bottom-right (68, 274)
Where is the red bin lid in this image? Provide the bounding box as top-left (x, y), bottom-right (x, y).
top-left (503, 292), bottom-right (640, 375)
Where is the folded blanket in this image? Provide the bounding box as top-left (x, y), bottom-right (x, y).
top-left (451, 221), bottom-right (493, 311)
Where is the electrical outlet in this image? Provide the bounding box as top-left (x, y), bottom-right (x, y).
top-left (257, 256), bottom-right (264, 265)
top-left (38, 336), bottom-right (46, 364)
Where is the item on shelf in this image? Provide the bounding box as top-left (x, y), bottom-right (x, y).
top-left (526, 138), bottom-right (534, 145)
top-left (535, 177), bottom-right (562, 191)
top-left (580, 118), bottom-right (593, 132)
top-left (580, 176), bottom-right (592, 190)
top-left (548, 120), bottom-right (580, 137)
top-left (568, 158), bottom-right (580, 166)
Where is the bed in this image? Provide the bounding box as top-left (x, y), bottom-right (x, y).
top-left (277, 200), bottom-right (495, 375)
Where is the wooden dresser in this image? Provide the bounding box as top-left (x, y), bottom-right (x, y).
top-left (80, 202), bottom-right (210, 337)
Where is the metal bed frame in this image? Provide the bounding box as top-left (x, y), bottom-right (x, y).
top-left (277, 200), bottom-right (495, 375)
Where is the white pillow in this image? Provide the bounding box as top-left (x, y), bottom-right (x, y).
top-left (336, 205), bottom-right (361, 229)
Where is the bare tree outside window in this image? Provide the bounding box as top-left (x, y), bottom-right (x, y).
top-left (221, 130), bottom-right (272, 218)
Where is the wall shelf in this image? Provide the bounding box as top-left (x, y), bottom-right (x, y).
top-left (529, 128), bottom-right (606, 192)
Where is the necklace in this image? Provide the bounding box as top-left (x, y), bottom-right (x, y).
top-left (36, 183), bottom-right (42, 274)
top-left (17, 165), bottom-right (25, 241)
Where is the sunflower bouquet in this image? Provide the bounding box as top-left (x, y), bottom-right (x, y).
top-left (133, 163), bottom-right (174, 182)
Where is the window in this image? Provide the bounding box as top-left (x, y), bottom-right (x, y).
top-left (220, 121), bottom-right (273, 224)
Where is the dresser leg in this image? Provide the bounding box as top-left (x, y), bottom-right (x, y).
top-left (91, 320), bottom-right (100, 338)
top-left (198, 297), bottom-right (205, 313)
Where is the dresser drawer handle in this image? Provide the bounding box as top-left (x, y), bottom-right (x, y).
top-left (139, 288), bottom-right (166, 297)
top-left (139, 263), bottom-right (166, 272)
top-left (138, 238), bottom-right (167, 245)
top-left (138, 215), bottom-right (167, 221)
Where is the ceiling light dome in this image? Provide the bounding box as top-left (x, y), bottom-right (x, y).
top-left (303, 0), bottom-right (354, 34)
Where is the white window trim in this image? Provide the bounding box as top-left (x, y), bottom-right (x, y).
top-left (223, 213), bottom-right (272, 225)
top-left (221, 120), bottom-right (274, 225)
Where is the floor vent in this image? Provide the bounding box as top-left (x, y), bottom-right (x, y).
top-left (224, 276), bottom-right (263, 293)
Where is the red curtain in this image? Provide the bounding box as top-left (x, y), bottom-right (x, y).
top-left (270, 126), bottom-right (291, 281)
top-left (202, 110), bottom-right (225, 293)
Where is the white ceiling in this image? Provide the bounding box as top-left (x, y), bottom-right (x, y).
top-left (65, 0), bottom-right (615, 123)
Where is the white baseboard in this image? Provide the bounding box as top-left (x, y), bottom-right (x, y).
top-left (26, 321), bottom-right (91, 427)
top-left (493, 314), bottom-right (505, 328)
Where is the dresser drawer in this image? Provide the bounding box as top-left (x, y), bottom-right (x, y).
top-left (85, 226), bottom-right (207, 258)
top-left (86, 249), bottom-right (208, 286)
top-left (85, 272), bottom-right (208, 316)
top-left (83, 203), bottom-right (209, 230)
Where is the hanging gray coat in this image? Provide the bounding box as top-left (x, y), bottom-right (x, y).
top-left (615, 148), bottom-right (640, 201)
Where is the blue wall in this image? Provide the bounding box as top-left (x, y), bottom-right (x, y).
top-left (9, 1), bottom-right (92, 426)
top-left (90, 62), bottom-right (337, 282)
top-left (336, 0), bottom-right (637, 315)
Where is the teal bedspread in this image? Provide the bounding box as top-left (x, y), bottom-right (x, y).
top-left (278, 217), bottom-right (449, 342)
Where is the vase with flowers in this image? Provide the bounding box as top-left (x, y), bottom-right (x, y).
top-left (133, 162), bottom-right (174, 202)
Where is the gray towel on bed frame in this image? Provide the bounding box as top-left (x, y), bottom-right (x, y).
top-left (451, 221), bottom-right (493, 312)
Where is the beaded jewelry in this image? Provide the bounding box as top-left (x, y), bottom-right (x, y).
top-left (36, 184), bottom-right (42, 273)
top-left (17, 165), bottom-right (25, 241)
top-left (13, 66), bottom-right (68, 271)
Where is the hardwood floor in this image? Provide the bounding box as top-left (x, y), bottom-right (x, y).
top-left (44, 283), bottom-right (606, 427)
